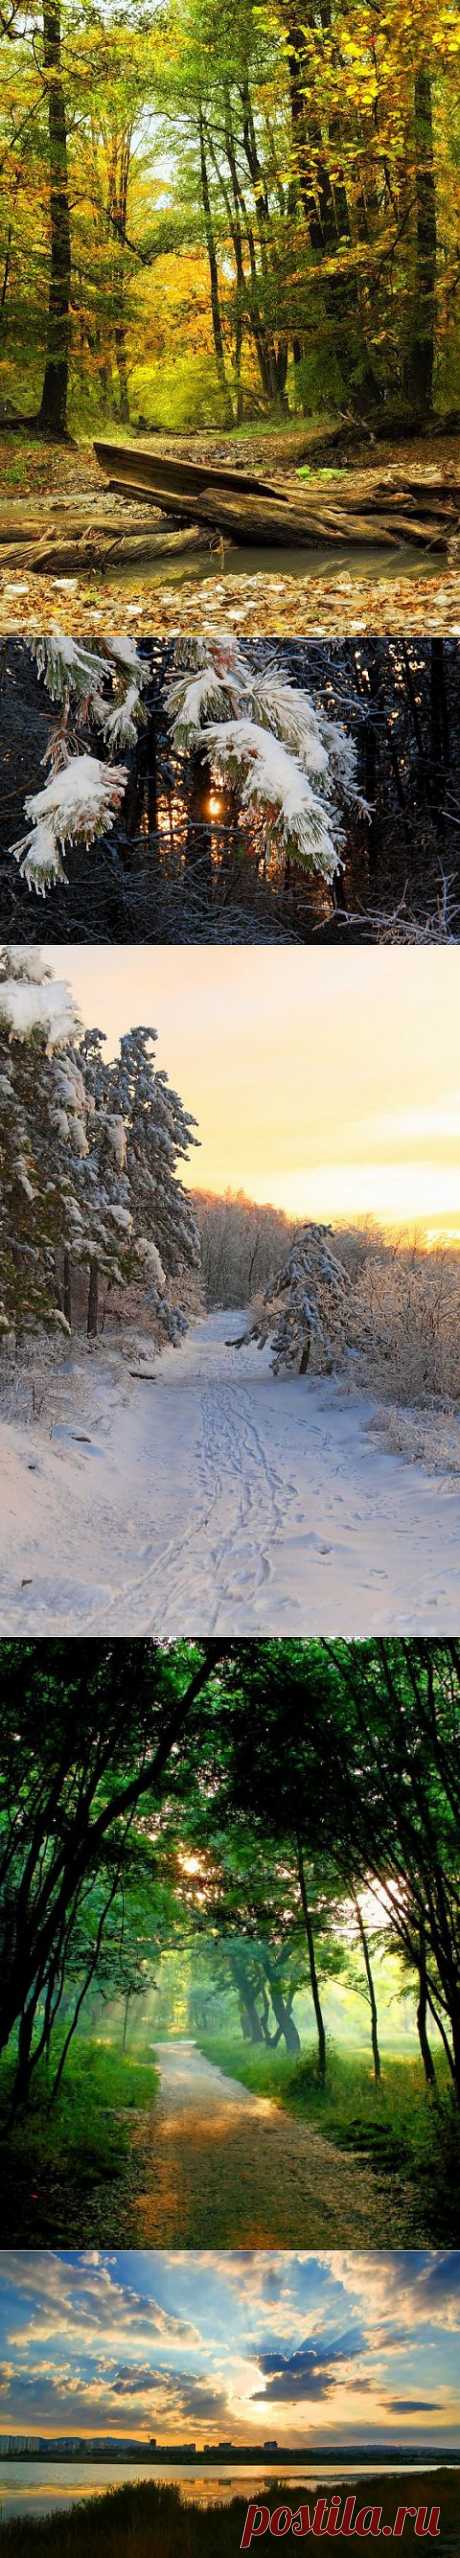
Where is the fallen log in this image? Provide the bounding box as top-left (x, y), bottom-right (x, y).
top-left (0, 523), bottom-right (207, 574)
top-left (0, 509), bottom-right (169, 544)
top-left (94, 437), bottom-right (290, 502)
top-left (291, 407), bottom-right (460, 463)
top-left (98, 472), bottom-right (398, 547)
top-left (94, 440), bottom-right (460, 549)
top-left (112, 481), bottom-right (437, 548)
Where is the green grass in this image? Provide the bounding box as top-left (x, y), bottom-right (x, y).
top-left (0, 2474), bottom-right (458, 2554)
top-left (198, 2037), bottom-right (460, 2240)
top-left (0, 2037), bottom-right (158, 2241)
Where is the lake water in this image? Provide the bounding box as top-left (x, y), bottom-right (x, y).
top-left (0, 2460), bottom-right (451, 2521)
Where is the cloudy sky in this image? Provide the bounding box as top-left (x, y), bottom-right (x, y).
top-left (0, 2252), bottom-right (458, 2448)
top-left (42, 946), bottom-right (460, 1238)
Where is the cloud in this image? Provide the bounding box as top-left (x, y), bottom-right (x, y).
top-left (251, 2334), bottom-right (363, 2405)
top-left (1, 2255), bottom-right (199, 2357)
top-left (386, 2401), bottom-right (440, 2415)
top-left (322, 2254), bottom-right (460, 2338)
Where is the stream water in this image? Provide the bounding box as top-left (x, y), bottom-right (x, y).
top-left (104, 540), bottom-right (441, 593)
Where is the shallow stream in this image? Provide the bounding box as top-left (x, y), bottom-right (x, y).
top-left (104, 540), bottom-right (441, 592)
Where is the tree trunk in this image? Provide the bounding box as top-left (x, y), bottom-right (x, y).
top-left (354, 1898), bottom-right (381, 2081)
top-left (186, 744), bottom-right (214, 897)
top-left (38, 0), bottom-right (71, 439)
top-left (296, 1836), bottom-right (327, 2083)
top-left (430, 638), bottom-right (449, 768)
top-left (87, 1262), bottom-right (99, 1338)
top-left (63, 1247), bottom-right (72, 1330)
top-left (416, 1925), bottom-right (436, 2087)
top-left (12, 2001), bottom-right (36, 2112)
top-left (230, 1950), bottom-right (265, 2044)
top-left (265, 1963), bottom-right (301, 2055)
top-left (299, 1338), bottom-right (311, 1374)
top-left (122, 1991), bottom-right (132, 2053)
top-left (403, 66), bottom-right (436, 415)
top-left (199, 112), bottom-right (233, 423)
top-left (114, 319), bottom-right (130, 424)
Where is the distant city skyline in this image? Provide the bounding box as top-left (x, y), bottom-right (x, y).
top-left (0, 2252), bottom-right (458, 2451)
top-left (41, 945), bottom-right (460, 1241)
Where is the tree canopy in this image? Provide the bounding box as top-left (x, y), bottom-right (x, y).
top-left (1, 0), bottom-right (459, 435)
top-left (1, 1638), bottom-right (459, 2112)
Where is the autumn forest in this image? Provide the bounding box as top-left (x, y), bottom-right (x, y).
top-left (1, 0), bottom-right (459, 443)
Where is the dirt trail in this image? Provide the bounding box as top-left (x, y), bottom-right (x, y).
top-left (131, 2041), bottom-right (408, 2248)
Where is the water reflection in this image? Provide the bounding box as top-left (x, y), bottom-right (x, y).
top-left (0, 2462), bottom-right (450, 2522)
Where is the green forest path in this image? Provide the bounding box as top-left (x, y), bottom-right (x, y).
top-left (131, 2040), bottom-right (408, 2248)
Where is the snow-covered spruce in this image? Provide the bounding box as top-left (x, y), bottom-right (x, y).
top-left (0, 950), bottom-right (199, 1345)
top-left (244, 1224), bottom-right (349, 1375)
top-left (166, 639), bottom-right (365, 884)
top-left (0, 949), bottom-right (87, 1334)
top-left (12, 639), bottom-right (148, 894)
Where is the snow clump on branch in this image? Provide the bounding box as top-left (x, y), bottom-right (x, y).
top-left (166, 639), bottom-right (365, 884)
top-left (0, 947), bottom-right (79, 1048)
top-left (9, 637), bottom-right (148, 893)
top-left (13, 755), bottom-right (129, 894)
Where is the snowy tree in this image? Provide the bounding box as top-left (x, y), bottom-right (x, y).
top-left (0, 948), bottom-right (88, 1335)
top-left (106, 1027), bottom-right (200, 1338)
top-left (245, 1225), bottom-right (349, 1375)
top-left (68, 1025), bottom-right (141, 1338)
top-left (70, 1021), bottom-right (200, 1341)
top-left (166, 640), bottom-right (365, 885)
top-left (12, 639), bottom-right (148, 893)
top-left (0, 951), bottom-right (201, 1348)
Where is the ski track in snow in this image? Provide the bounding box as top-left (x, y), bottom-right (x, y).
top-left (1, 1309), bottom-right (460, 1634)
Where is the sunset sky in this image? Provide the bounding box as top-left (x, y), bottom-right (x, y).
top-left (0, 2251), bottom-right (459, 2449)
top-left (42, 946), bottom-right (460, 1239)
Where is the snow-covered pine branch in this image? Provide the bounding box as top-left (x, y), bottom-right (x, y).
top-left (13, 757), bottom-right (130, 895)
top-left (11, 639), bottom-right (148, 894)
top-left (166, 639), bottom-right (365, 884)
top-left (246, 1223), bottom-right (349, 1375)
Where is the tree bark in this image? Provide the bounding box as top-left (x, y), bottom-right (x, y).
top-left (263, 1955), bottom-right (301, 2055)
top-left (296, 1835), bottom-right (326, 2083)
top-left (38, 0), bottom-right (71, 439)
top-left (354, 1898), bottom-right (381, 2081)
top-left (199, 112), bottom-right (233, 423)
top-left (63, 1247), bottom-right (72, 1330)
top-left (87, 1262), bottom-right (99, 1338)
top-left (403, 67), bottom-right (437, 415)
top-left (416, 1925), bottom-right (436, 2088)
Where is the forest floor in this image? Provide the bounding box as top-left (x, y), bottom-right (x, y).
top-left (130, 2039), bottom-right (410, 2247)
top-left (1, 426), bottom-right (459, 633)
top-left (1, 1311), bottom-right (460, 1634)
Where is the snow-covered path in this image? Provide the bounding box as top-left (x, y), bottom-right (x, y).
top-left (1, 1309), bottom-right (460, 1633)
